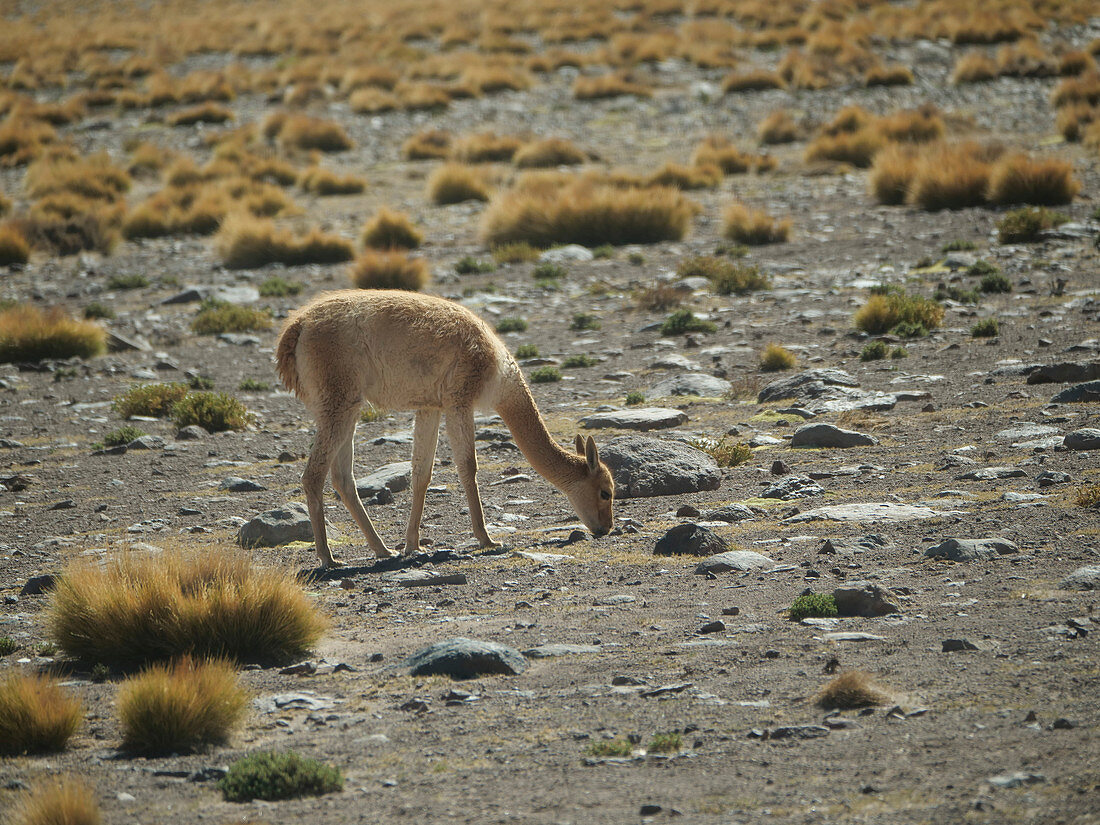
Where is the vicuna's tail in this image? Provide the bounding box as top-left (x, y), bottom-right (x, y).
top-left (275, 314), bottom-right (304, 398)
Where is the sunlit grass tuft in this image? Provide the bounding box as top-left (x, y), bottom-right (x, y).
top-left (9, 778), bottom-right (100, 825)
top-left (0, 304), bottom-right (106, 363)
top-left (349, 250), bottom-right (429, 291)
top-left (0, 671), bottom-right (83, 755)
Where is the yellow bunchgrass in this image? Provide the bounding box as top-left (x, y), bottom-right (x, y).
top-left (0, 672), bottom-right (83, 755)
top-left (721, 69), bottom-right (783, 93)
top-left (853, 291), bottom-right (944, 335)
top-left (757, 110), bottom-right (800, 144)
top-left (215, 213), bottom-right (354, 269)
top-left (722, 202), bottom-right (790, 245)
top-left (9, 777), bottom-right (101, 825)
top-left (268, 114), bottom-right (353, 152)
top-left (951, 51), bottom-right (999, 84)
top-left (815, 671), bottom-right (893, 709)
top-left (25, 151), bottom-right (130, 202)
top-left (867, 143), bottom-right (920, 205)
top-left (165, 102), bottom-right (233, 127)
top-left (452, 132), bottom-right (524, 163)
top-left (297, 166), bottom-right (366, 195)
top-left (986, 153), bottom-right (1080, 206)
top-left (361, 206), bottom-right (424, 249)
top-left (646, 162), bottom-right (722, 190)
top-left (513, 137), bottom-right (587, 168)
top-left (349, 250), bottom-right (430, 290)
top-left (480, 178), bottom-right (693, 247)
top-left (0, 304), bottom-right (106, 363)
top-left (907, 141), bottom-right (999, 211)
top-left (117, 657), bottom-right (248, 754)
top-left (426, 163), bottom-right (491, 204)
top-left (48, 546), bottom-right (327, 667)
top-left (401, 129), bottom-right (453, 160)
top-left (759, 343), bottom-right (797, 372)
top-left (572, 72), bottom-right (652, 100)
top-left (0, 221), bottom-right (31, 264)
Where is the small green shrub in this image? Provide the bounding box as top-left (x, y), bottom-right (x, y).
top-left (188, 374), bottom-right (215, 390)
top-left (113, 382), bottom-right (188, 418)
top-left (219, 750), bottom-right (344, 802)
top-left (853, 292), bottom-right (944, 336)
top-left (496, 317), bottom-right (528, 333)
top-left (971, 318), bottom-right (1000, 337)
top-left (530, 366), bottom-right (561, 383)
top-left (0, 636), bottom-right (18, 656)
top-left (515, 344), bottom-right (539, 358)
top-left (966, 259), bottom-right (999, 276)
top-left (890, 346), bottom-right (908, 359)
top-left (660, 309), bottom-right (716, 336)
top-left (172, 391), bottom-right (252, 432)
top-left (759, 343), bottom-right (796, 372)
top-left (678, 256), bottom-right (769, 295)
top-left (627, 251), bottom-right (646, 265)
top-left (258, 276), bottom-right (304, 297)
top-left (106, 273), bottom-right (150, 290)
top-left (238, 378), bottom-right (270, 392)
top-left (624, 391), bottom-right (645, 406)
top-left (570, 312), bottom-right (601, 331)
top-left (979, 272), bottom-right (1012, 293)
top-left (455, 256), bottom-right (495, 274)
top-left (83, 302), bottom-right (114, 320)
top-left (562, 354), bottom-right (596, 368)
top-left (360, 405), bottom-right (385, 423)
top-left (191, 300), bottom-right (272, 335)
top-left (592, 244), bottom-right (615, 259)
top-left (689, 436), bottom-right (752, 467)
top-left (941, 239), bottom-right (977, 252)
top-left (996, 206), bottom-right (1069, 243)
top-left (648, 732), bottom-right (683, 754)
top-left (0, 672), bottom-right (84, 755)
top-left (934, 285), bottom-right (980, 304)
top-left (492, 242), bottom-right (540, 264)
top-left (789, 593), bottom-right (838, 621)
top-left (1075, 483), bottom-right (1100, 508)
top-left (586, 739), bottom-right (632, 757)
top-left (533, 261), bottom-right (567, 280)
top-left (103, 425), bottom-right (146, 447)
top-left (860, 340), bottom-right (889, 361)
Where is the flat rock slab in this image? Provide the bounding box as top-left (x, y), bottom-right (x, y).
top-left (994, 423), bottom-right (1059, 441)
top-left (650, 373), bottom-right (732, 398)
top-left (513, 551), bottom-right (574, 564)
top-left (810, 391), bottom-right (897, 414)
top-left (957, 466), bottom-right (1028, 481)
top-left (522, 644), bottom-right (601, 658)
top-left (600, 435), bottom-right (720, 498)
top-left (580, 408), bottom-right (688, 431)
top-left (1064, 428), bottom-right (1100, 450)
top-left (832, 582), bottom-right (902, 617)
top-left (383, 570), bottom-right (468, 587)
top-left (694, 550), bottom-right (777, 574)
top-left (757, 369), bottom-right (860, 403)
top-left (784, 503), bottom-right (953, 524)
top-left (702, 503), bottom-right (757, 522)
top-left (925, 537), bottom-right (1019, 561)
top-left (790, 424), bottom-right (877, 448)
top-left (405, 638), bottom-right (526, 679)
top-left (237, 502), bottom-right (313, 547)
top-left (1051, 380), bottom-right (1100, 403)
top-left (1059, 565), bottom-right (1100, 590)
top-left (356, 462), bottom-right (412, 498)
top-left (1026, 362), bottom-right (1100, 384)
top-left (538, 244), bottom-right (593, 263)
top-left (823, 632), bottom-right (886, 643)
top-left (220, 476), bottom-right (266, 492)
top-left (762, 475), bottom-right (825, 500)
top-left (655, 523), bottom-right (729, 556)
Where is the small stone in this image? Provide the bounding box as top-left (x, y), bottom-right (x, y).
top-left (987, 771), bottom-right (1045, 789)
top-left (220, 477), bottom-right (267, 492)
top-left (20, 574), bottom-right (56, 596)
top-left (49, 499), bottom-right (75, 510)
top-left (176, 425), bottom-right (208, 440)
top-left (701, 504), bottom-right (756, 523)
top-left (790, 423), bottom-right (877, 448)
top-left (1059, 565), bottom-right (1100, 591)
top-left (770, 460), bottom-right (790, 475)
top-left (237, 502), bottom-right (313, 548)
top-left (832, 582), bottom-right (902, 617)
top-left (355, 462), bottom-right (413, 500)
top-left (676, 504), bottom-right (700, 518)
top-left (538, 244), bottom-right (593, 263)
top-left (761, 475), bottom-right (825, 500)
top-left (957, 466), bottom-right (1028, 481)
top-left (1036, 471), bottom-right (1071, 487)
top-left (769, 725), bottom-right (830, 740)
top-left (942, 638), bottom-right (979, 652)
top-left (650, 373), bottom-right (732, 398)
top-left (697, 620), bottom-right (725, 634)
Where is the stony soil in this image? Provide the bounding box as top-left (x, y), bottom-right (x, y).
top-left (2, 11), bottom-right (1100, 825)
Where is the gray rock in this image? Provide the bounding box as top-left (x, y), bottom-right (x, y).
top-left (761, 475), bottom-right (825, 500)
top-left (1051, 380), bottom-right (1100, 403)
top-left (757, 369), bottom-right (860, 403)
top-left (694, 549), bottom-right (776, 574)
top-left (161, 287), bottom-right (208, 305)
top-left (523, 644), bottom-right (601, 658)
top-left (383, 570), bottom-right (468, 587)
top-left (957, 466), bottom-right (1027, 480)
top-left (817, 535), bottom-right (889, 554)
top-left (1036, 471), bottom-right (1071, 487)
top-left (1025, 362), bottom-right (1100, 384)
top-left (942, 638), bottom-right (978, 652)
top-left (220, 476), bottom-right (267, 492)
top-left (987, 771), bottom-right (1046, 789)
top-left (832, 582), bottom-right (902, 617)
top-left (790, 424), bottom-right (877, 448)
top-left (356, 462), bottom-right (412, 499)
top-left (783, 503), bottom-right (952, 524)
top-left (237, 502), bottom-right (313, 547)
top-left (823, 632), bottom-right (886, 642)
top-left (655, 523), bottom-right (729, 556)
top-left (213, 285), bottom-right (260, 304)
top-left (769, 725), bottom-right (830, 740)
top-left (580, 407), bottom-right (688, 431)
top-left (925, 537), bottom-right (1019, 561)
top-left (176, 425), bottom-right (208, 440)
top-left (1064, 428), bottom-right (1100, 450)
top-left (650, 373), bottom-right (731, 398)
top-left (126, 435), bottom-right (165, 450)
top-left (600, 435), bottom-right (720, 498)
top-left (405, 637), bottom-right (526, 679)
top-left (217, 333), bottom-right (261, 346)
top-left (106, 331), bottom-right (151, 353)
top-left (994, 423), bottom-right (1059, 441)
top-left (812, 391), bottom-right (897, 414)
top-left (1059, 565), bottom-right (1100, 590)
top-left (702, 503), bottom-right (757, 523)
top-left (648, 353), bottom-right (700, 371)
top-left (538, 244), bottom-right (593, 263)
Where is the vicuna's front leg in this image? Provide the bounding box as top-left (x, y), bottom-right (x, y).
top-left (446, 408), bottom-right (501, 549)
top-left (302, 409), bottom-right (360, 569)
top-left (403, 409), bottom-right (441, 555)
top-left (331, 432), bottom-right (393, 559)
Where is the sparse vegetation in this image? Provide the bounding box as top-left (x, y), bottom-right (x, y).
top-left (427, 163), bottom-right (491, 204)
top-left (586, 738), bottom-right (633, 757)
top-left (492, 242), bottom-right (540, 264)
top-left (219, 750), bottom-right (344, 802)
top-left (1075, 483), bottom-right (1100, 508)
top-left (980, 272), bottom-right (1012, 293)
top-left (8, 778), bottom-right (101, 825)
top-left (789, 593), bottom-right (838, 621)
top-left (816, 671), bottom-right (892, 709)
top-left (759, 343), bottom-right (796, 371)
top-left (530, 366), bottom-right (561, 383)
top-left (0, 672), bottom-right (83, 755)
top-left (259, 276), bottom-right (304, 298)
top-left (625, 391), bottom-right (645, 406)
top-left (0, 222), bottom-right (31, 264)
top-left (171, 391), bottom-right (253, 432)
top-left (361, 207), bottom-right (423, 249)
top-left (238, 378), bottom-right (270, 392)
top-left (562, 354), bottom-right (596, 368)
top-left (722, 203), bottom-right (790, 245)
top-left (971, 318), bottom-right (1000, 337)
top-left (103, 425), bottom-right (146, 447)
top-left (660, 309), bottom-right (716, 336)
top-left (647, 732), bottom-right (683, 754)
top-left (570, 312), bottom-right (601, 331)
top-left (853, 292), bottom-right (944, 336)
top-left (690, 436), bottom-right (753, 467)
top-left (191, 300), bottom-right (272, 334)
top-left (114, 382), bottom-right (188, 418)
top-left (349, 250), bottom-right (429, 291)
top-left (996, 206), bottom-right (1069, 243)
top-left (515, 344), bottom-right (538, 359)
top-left (0, 304), bottom-right (107, 363)
top-left (496, 317), bottom-right (528, 333)
top-left (455, 256), bottom-right (495, 275)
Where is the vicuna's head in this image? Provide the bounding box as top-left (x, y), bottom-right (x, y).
top-left (565, 435), bottom-right (614, 537)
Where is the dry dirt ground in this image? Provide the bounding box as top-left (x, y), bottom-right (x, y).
top-left (2, 3), bottom-right (1100, 824)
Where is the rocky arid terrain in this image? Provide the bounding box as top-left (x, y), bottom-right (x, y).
top-left (1, 0), bottom-right (1099, 822)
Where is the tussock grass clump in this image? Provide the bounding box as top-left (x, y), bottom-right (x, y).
top-left (25, 151), bottom-right (130, 202)
top-left (951, 52), bottom-right (998, 84)
top-left (816, 671), bottom-right (892, 709)
top-left (646, 162), bottom-right (722, 190)
top-left (427, 163), bottom-right (491, 204)
top-left (118, 657), bottom-right (248, 754)
top-left (513, 137), bottom-right (587, 168)
top-left (166, 103), bottom-right (233, 126)
top-left (361, 207), bottom-right (423, 250)
top-left (689, 436), bottom-right (752, 467)
top-left (103, 425), bottom-right (146, 447)
top-left (573, 73), bottom-right (652, 100)
top-left (1056, 102), bottom-right (1100, 142)
top-left (215, 214), bottom-right (354, 269)
top-left (48, 548), bottom-right (325, 667)
top-left (259, 276), bottom-right (303, 298)
top-left (1051, 71), bottom-right (1100, 108)
top-left (804, 129), bottom-right (884, 168)
top-left (0, 304), bottom-right (106, 363)
top-left (219, 750), bottom-right (343, 802)
top-left (570, 312), bottom-right (601, 331)
top-left (635, 284), bottom-right (682, 311)
top-left (349, 88), bottom-right (399, 114)
top-left (907, 142), bottom-right (996, 211)
top-left (586, 739), bottom-right (632, 757)
top-left (270, 114), bottom-right (353, 152)
top-left (996, 206), bottom-right (1068, 243)
top-left (860, 340), bottom-right (889, 361)
top-left (648, 732), bottom-right (683, 754)
top-left (349, 250), bottom-right (429, 291)
top-left (721, 69), bottom-right (783, 93)
top-left (789, 592), bottom-right (837, 621)
top-left (0, 117), bottom-right (56, 166)
top-left (171, 391), bottom-right (253, 432)
top-left (660, 309), bottom-right (716, 336)
top-left (722, 203), bottom-right (790, 245)
top-left (1075, 483), bottom-right (1100, 508)
top-left (757, 110), bottom-right (801, 144)
top-left (0, 222), bottom-right (31, 264)
top-left (0, 672), bottom-right (83, 755)
top-left (853, 292), bottom-right (944, 336)
top-left (971, 318), bottom-right (999, 338)
top-left (496, 317), bottom-right (528, 333)
top-left (480, 180), bottom-right (693, 248)
top-left (868, 144), bottom-right (920, 205)
top-left (113, 382), bottom-right (188, 418)
top-left (986, 153), bottom-right (1080, 206)
top-left (401, 129), bottom-right (453, 161)
top-left (452, 133), bottom-right (524, 163)
top-left (297, 167), bottom-right (366, 196)
top-left (980, 272), bottom-right (1012, 293)
top-left (680, 256), bottom-right (770, 295)
top-left (864, 64), bottom-right (913, 87)
top-left (876, 106), bottom-right (945, 144)
top-left (9, 778), bottom-right (101, 825)
top-left (690, 136), bottom-right (764, 174)
top-left (191, 300), bottom-right (272, 335)
top-left (492, 241), bottom-right (540, 264)
top-left (759, 343), bottom-right (796, 371)
top-left (562, 354), bottom-right (596, 368)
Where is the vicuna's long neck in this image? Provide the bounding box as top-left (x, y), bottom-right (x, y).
top-left (495, 372), bottom-right (585, 490)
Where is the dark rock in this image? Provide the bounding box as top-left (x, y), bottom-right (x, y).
top-left (769, 725), bottom-right (830, 740)
top-left (20, 574), bottom-right (56, 596)
top-left (942, 638), bottom-right (979, 652)
top-left (757, 369), bottom-right (860, 403)
top-left (832, 582), bottom-right (902, 617)
top-left (220, 477), bottom-right (267, 492)
top-left (1064, 428), bottom-right (1100, 450)
top-left (697, 620), bottom-right (726, 634)
top-left (676, 504), bottom-right (700, 518)
top-left (237, 502), bottom-right (313, 547)
top-left (790, 423), bottom-right (877, 448)
top-left (355, 461), bottom-right (412, 500)
top-left (761, 475), bottom-right (825, 500)
top-left (161, 287), bottom-right (208, 304)
top-left (126, 435), bottom-right (165, 450)
top-left (600, 435), bottom-right (721, 498)
top-left (1036, 471), bottom-right (1071, 487)
top-left (580, 408), bottom-right (689, 431)
top-left (701, 503), bottom-right (756, 523)
top-left (1051, 380), bottom-right (1100, 403)
top-left (1059, 565), bottom-right (1100, 590)
top-left (770, 459), bottom-right (790, 475)
top-left (405, 637), bottom-right (526, 679)
top-left (655, 524), bottom-right (729, 556)
top-left (106, 331), bottom-right (151, 352)
top-left (1026, 362), bottom-right (1100, 384)
top-left (925, 537), bottom-right (1019, 562)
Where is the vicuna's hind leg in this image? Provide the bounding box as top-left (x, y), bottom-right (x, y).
top-left (446, 408), bottom-right (501, 549)
top-left (402, 409), bottom-right (441, 555)
top-left (331, 430), bottom-right (394, 559)
top-left (302, 406), bottom-right (360, 569)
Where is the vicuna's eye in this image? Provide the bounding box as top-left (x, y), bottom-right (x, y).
top-left (600, 490), bottom-right (611, 500)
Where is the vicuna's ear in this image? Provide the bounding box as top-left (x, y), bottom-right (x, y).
top-left (575, 434), bottom-right (585, 455)
top-left (585, 436), bottom-right (599, 474)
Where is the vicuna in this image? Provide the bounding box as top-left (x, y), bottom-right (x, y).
top-left (276, 290), bottom-right (614, 568)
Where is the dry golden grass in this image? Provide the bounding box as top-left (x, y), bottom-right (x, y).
top-left (402, 129), bottom-right (453, 160)
top-left (646, 162), bottom-right (722, 190)
top-left (215, 213), bottom-right (354, 269)
top-left (340, 65), bottom-right (399, 93)
top-left (126, 141), bottom-right (172, 176)
top-left (461, 65), bottom-right (532, 94)
top-left (165, 102), bottom-right (234, 126)
top-left (349, 250), bottom-right (430, 291)
top-left (25, 151), bottom-right (130, 202)
top-left (349, 88), bottom-right (399, 114)
top-left (721, 69), bottom-right (783, 93)
top-left (514, 137), bottom-right (587, 168)
top-left (395, 82), bottom-right (452, 110)
top-left (803, 129), bottom-right (884, 167)
top-left (759, 343), bottom-right (796, 371)
top-left (691, 136), bottom-right (756, 174)
top-left (480, 179), bottom-right (693, 247)
top-left (853, 291), bottom-right (944, 335)
top-left (426, 163), bottom-right (491, 204)
top-left (452, 132), bottom-right (524, 163)
top-left (864, 63), bottom-right (913, 86)
top-left (0, 116), bottom-right (55, 166)
top-left (0, 672), bottom-right (83, 755)
top-left (986, 153), bottom-right (1080, 206)
top-left (907, 142), bottom-right (996, 211)
top-left (722, 202), bottom-right (790, 245)
top-left (868, 143), bottom-right (920, 205)
top-left (297, 166), bottom-right (366, 195)
top-left (118, 657), bottom-right (248, 754)
top-left (573, 72), bottom-right (652, 100)
top-left (821, 105), bottom-right (874, 137)
top-left (267, 113), bottom-right (353, 152)
top-left (1058, 50), bottom-right (1097, 77)
top-left (48, 547), bottom-right (327, 667)
top-left (0, 191), bottom-right (11, 216)
top-left (1051, 71), bottom-right (1100, 107)
top-left (816, 671), bottom-right (893, 709)
top-left (1055, 102), bottom-right (1100, 141)
top-left (361, 206), bottom-right (424, 249)
top-left (876, 105), bottom-right (945, 144)
top-left (0, 221), bottom-right (31, 264)
top-left (996, 39), bottom-right (1057, 78)
top-left (9, 778), bottom-right (101, 825)
top-left (0, 304), bottom-right (106, 363)
top-left (757, 110), bottom-right (801, 145)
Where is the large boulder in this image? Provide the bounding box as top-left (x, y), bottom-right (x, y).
top-left (757, 369), bottom-right (861, 403)
top-left (405, 638), bottom-right (526, 679)
top-left (1051, 381), bottom-right (1100, 403)
top-left (1026, 362), bottom-right (1100, 385)
top-left (600, 435), bottom-right (721, 498)
top-left (237, 503), bottom-right (313, 547)
top-left (650, 373), bottom-right (732, 398)
top-left (790, 424), bottom-right (877, 448)
top-left (924, 537), bottom-right (1019, 562)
